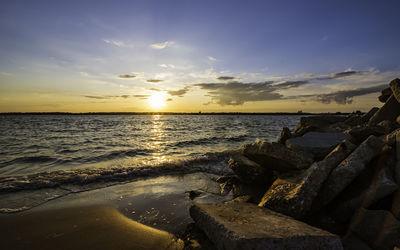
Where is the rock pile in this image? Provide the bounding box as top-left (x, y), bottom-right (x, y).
top-left (189, 78), bottom-right (400, 250)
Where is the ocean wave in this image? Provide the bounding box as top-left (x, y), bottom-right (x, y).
top-left (0, 151), bottom-right (237, 193)
top-left (171, 135), bottom-right (247, 147)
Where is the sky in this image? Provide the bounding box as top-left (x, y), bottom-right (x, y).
top-left (1, 0), bottom-right (400, 112)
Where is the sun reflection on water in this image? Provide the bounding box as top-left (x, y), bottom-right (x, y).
top-left (147, 115), bottom-right (168, 164)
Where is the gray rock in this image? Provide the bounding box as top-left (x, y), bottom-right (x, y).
top-left (368, 95), bottom-right (400, 126)
top-left (345, 114), bottom-right (364, 127)
top-left (378, 120), bottom-right (395, 133)
top-left (345, 125), bottom-right (386, 144)
top-left (362, 107), bottom-right (380, 121)
top-left (390, 78), bottom-right (400, 103)
top-left (348, 208), bottom-right (400, 250)
top-left (318, 135), bottom-right (385, 206)
top-left (242, 140), bottom-right (314, 171)
top-left (277, 127), bottom-right (292, 144)
top-left (341, 235), bottom-right (372, 250)
top-left (379, 87), bottom-right (393, 103)
top-left (385, 128), bottom-right (400, 146)
top-left (190, 202), bottom-right (343, 250)
top-left (294, 116), bottom-right (347, 134)
top-left (259, 140), bottom-right (356, 218)
top-left (330, 159), bottom-right (398, 223)
top-left (393, 188), bottom-right (400, 220)
top-left (228, 154), bottom-right (272, 185)
top-left (286, 132), bottom-right (349, 158)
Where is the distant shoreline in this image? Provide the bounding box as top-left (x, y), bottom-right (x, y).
top-left (0, 112), bottom-right (351, 116)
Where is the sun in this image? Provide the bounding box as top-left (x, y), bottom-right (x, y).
top-left (148, 92), bottom-right (166, 110)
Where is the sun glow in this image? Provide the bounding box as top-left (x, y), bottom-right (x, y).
top-left (148, 92), bottom-right (166, 110)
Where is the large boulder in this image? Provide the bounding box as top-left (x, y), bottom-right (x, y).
top-left (285, 132), bottom-right (349, 158)
top-left (368, 95), bottom-right (400, 126)
top-left (348, 208), bottom-right (400, 250)
top-left (379, 87), bottom-right (393, 103)
top-left (259, 140), bottom-right (356, 219)
top-left (393, 188), bottom-right (400, 220)
top-left (228, 154), bottom-right (272, 185)
top-left (277, 127), bottom-right (292, 144)
top-left (317, 135), bottom-right (386, 206)
top-left (190, 203), bottom-right (343, 250)
top-left (345, 125), bottom-right (386, 144)
top-left (294, 116), bottom-right (347, 135)
top-left (242, 141), bottom-right (313, 171)
top-left (329, 155), bottom-right (398, 223)
top-left (390, 78), bottom-right (400, 103)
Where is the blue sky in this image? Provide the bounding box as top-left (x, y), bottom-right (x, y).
top-left (1, 0), bottom-right (400, 112)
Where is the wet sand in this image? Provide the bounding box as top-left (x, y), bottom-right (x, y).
top-left (0, 205), bottom-right (183, 250)
top-left (0, 173), bottom-right (231, 250)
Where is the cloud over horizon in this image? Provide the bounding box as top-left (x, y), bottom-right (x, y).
top-left (146, 79), bottom-right (164, 83)
top-left (167, 87), bottom-right (190, 97)
top-left (84, 94), bottom-right (150, 100)
top-left (118, 74), bottom-right (136, 79)
top-left (314, 84), bottom-right (387, 104)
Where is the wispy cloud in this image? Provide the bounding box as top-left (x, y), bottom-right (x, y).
top-left (216, 76), bottom-right (238, 82)
top-left (150, 41), bottom-right (174, 49)
top-left (159, 64), bottom-right (176, 68)
top-left (149, 88), bottom-right (161, 91)
top-left (103, 39), bottom-right (126, 47)
top-left (167, 87), bottom-right (190, 97)
top-left (118, 74), bottom-right (136, 79)
top-left (195, 81), bottom-right (283, 105)
top-left (146, 79), bottom-right (164, 83)
top-left (0, 71), bottom-right (13, 76)
top-left (84, 94), bottom-right (150, 100)
top-left (166, 98), bottom-right (173, 102)
top-left (314, 70), bottom-right (363, 80)
top-left (208, 56), bottom-right (217, 61)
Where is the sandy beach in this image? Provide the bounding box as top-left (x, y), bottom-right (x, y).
top-left (0, 172), bottom-right (231, 250)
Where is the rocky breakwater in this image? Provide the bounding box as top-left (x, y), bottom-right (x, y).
top-left (188, 78), bottom-right (400, 250)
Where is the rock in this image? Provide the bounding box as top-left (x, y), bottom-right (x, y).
top-left (259, 140), bottom-right (356, 218)
top-left (318, 135), bottom-right (386, 206)
top-left (216, 175), bottom-right (236, 184)
top-left (397, 115), bottom-right (400, 125)
top-left (294, 116), bottom-right (347, 134)
top-left (348, 208), bottom-right (400, 250)
top-left (286, 132), bottom-right (349, 159)
top-left (378, 120), bottom-right (395, 134)
top-left (379, 87), bottom-right (393, 103)
top-left (190, 202), bottom-right (343, 250)
top-left (231, 183), bottom-right (267, 202)
top-left (329, 155), bottom-right (398, 223)
top-left (242, 140), bottom-right (314, 171)
top-left (390, 78), bottom-right (400, 103)
top-left (228, 154), bottom-right (272, 185)
top-left (362, 107), bottom-right (380, 122)
top-left (219, 182), bottom-right (233, 195)
top-left (345, 125), bottom-right (386, 144)
top-left (341, 235), bottom-right (372, 250)
top-left (368, 95), bottom-right (400, 126)
top-left (277, 127), bottom-right (292, 144)
top-left (385, 128), bottom-right (400, 146)
top-left (393, 189), bottom-right (400, 220)
top-left (345, 114), bottom-right (364, 127)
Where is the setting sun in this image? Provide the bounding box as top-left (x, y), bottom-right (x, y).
top-left (148, 92), bottom-right (166, 109)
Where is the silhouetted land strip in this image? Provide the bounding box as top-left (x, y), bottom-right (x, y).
top-left (0, 112), bottom-right (351, 116)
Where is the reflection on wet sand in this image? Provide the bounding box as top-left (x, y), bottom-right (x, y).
top-left (0, 205), bottom-right (183, 250)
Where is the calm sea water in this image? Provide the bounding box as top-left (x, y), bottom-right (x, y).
top-left (0, 115), bottom-right (301, 176)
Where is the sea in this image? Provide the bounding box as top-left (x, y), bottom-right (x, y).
top-left (0, 114), bottom-right (302, 192)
